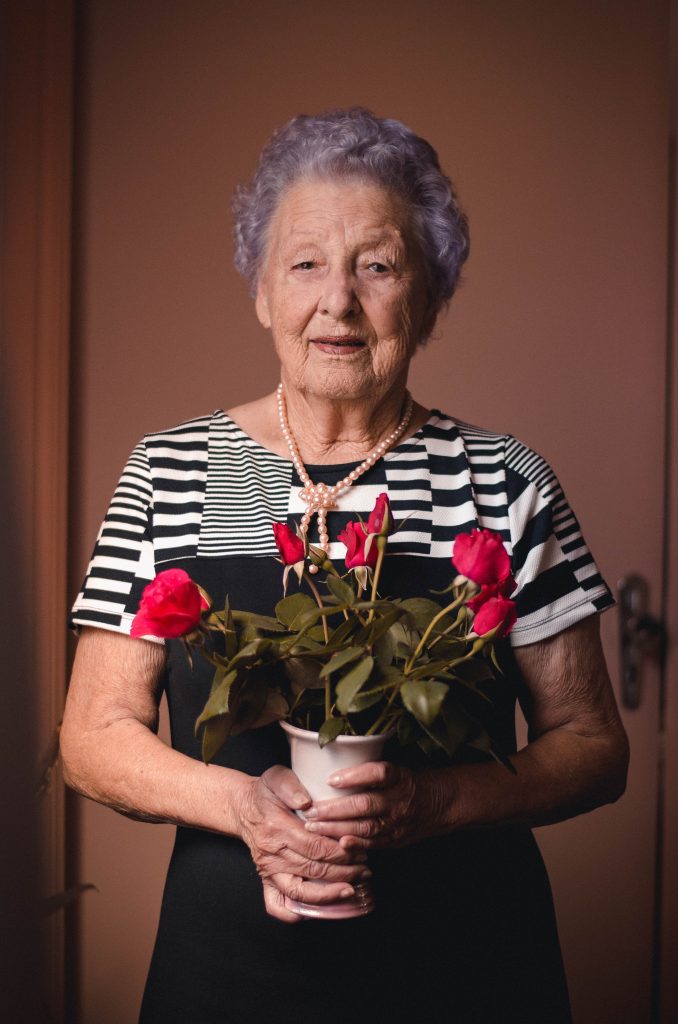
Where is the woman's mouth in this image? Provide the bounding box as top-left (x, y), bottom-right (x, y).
top-left (310, 337), bottom-right (367, 356)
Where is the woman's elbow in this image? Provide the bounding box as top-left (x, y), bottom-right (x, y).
top-left (597, 725), bottom-right (630, 806)
top-left (59, 713), bottom-right (98, 798)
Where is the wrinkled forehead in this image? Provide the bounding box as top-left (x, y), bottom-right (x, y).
top-left (264, 176), bottom-right (416, 258)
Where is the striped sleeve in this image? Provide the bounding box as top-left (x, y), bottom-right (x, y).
top-left (70, 439), bottom-right (161, 641)
top-left (504, 436), bottom-right (615, 646)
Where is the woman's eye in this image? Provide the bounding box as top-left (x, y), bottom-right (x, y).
top-left (293, 260), bottom-right (315, 271)
top-left (367, 262), bottom-right (389, 274)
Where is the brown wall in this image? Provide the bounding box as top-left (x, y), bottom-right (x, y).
top-left (2, 2), bottom-right (73, 1019)
top-left (71, 2), bottom-right (670, 1021)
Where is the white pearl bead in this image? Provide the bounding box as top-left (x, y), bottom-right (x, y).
top-left (277, 382), bottom-right (413, 551)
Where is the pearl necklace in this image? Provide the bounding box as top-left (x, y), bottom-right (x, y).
top-left (276, 383), bottom-right (413, 560)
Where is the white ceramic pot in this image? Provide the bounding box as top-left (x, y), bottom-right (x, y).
top-left (280, 721), bottom-right (392, 920)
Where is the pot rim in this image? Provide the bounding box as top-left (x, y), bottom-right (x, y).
top-left (279, 720), bottom-right (395, 744)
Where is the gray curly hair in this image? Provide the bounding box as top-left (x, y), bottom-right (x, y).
top-left (232, 108), bottom-right (470, 316)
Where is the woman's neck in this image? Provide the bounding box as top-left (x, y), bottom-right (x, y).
top-left (280, 383), bottom-right (412, 464)
top-left (227, 387), bottom-right (431, 466)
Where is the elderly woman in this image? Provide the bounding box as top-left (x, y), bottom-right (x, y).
top-left (61, 108), bottom-right (628, 1023)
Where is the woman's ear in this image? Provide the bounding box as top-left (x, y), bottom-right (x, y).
top-left (255, 284), bottom-right (271, 329)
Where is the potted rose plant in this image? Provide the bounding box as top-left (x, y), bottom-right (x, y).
top-left (131, 494), bottom-right (517, 917)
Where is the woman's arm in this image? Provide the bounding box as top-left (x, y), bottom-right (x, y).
top-left (60, 628), bottom-right (370, 920)
top-left (302, 615), bottom-right (629, 848)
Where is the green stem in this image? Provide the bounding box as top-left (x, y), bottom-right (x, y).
top-left (303, 570), bottom-right (331, 718)
top-left (405, 586), bottom-right (469, 673)
top-left (367, 536), bottom-right (387, 625)
top-left (366, 684), bottom-right (400, 736)
top-left (426, 609), bottom-right (466, 652)
top-left (303, 572), bottom-right (330, 644)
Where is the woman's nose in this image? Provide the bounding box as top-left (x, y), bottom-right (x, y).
top-left (319, 269), bottom-right (360, 320)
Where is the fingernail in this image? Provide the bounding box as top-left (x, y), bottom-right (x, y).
top-left (340, 887), bottom-right (354, 898)
top-left (304, 821), bottom-right (319, 831)
top-left (360, 869), bottom-right (373, 880)
top-left (292, 792), bottom-right (308, 809)
top-left (328, 773), bottom-right (344, 786)
top-left (304, 807), bottom-right (318, 818)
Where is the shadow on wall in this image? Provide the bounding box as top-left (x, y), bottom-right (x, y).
top-left (0, 385), bottom-right (46, 1020)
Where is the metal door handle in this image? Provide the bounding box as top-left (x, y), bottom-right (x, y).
top-left (618, 574), bottom-right (666, 709)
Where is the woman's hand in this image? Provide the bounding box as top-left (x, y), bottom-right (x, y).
top-left (61, 630), bottom-right (370, 925)
top-left (237, 765), bottom-right (372, 922)
top-left (301, 761), bottom-right (443, 852)
top-left (302, 616), bottom-right (629, 848)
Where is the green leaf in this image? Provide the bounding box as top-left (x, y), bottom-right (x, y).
top-left (223, 596), bottom-right (238, 658)
top-left (229, 638), bottom-right (273, 669)
top-left (426, 636), bottom-right (468, 660)
top-left (396, 712), bottom-right (418, 746)
top-left (346, 686), bottom-right (389, 713)
top-left (408, 658), bottom-right (463, 679)
top-left (325, 575), bottom-right (356, 605)
top-left (201, 713), bottom-right (233, 763)
top-left (401, 678), bottom-right (449, 727)
top-left (306, 625), bottom-right (327, 642)
top-left (284, 656), bottom-right (324, 691)
top-left (335, 656), bottom-right (375, 714)
top-left (284, 636), bottom-right (324, 653)
top-left (318, 716), bottom-right (349, 747)
top-left (367, 606), bottom-right (403, 643)
top-left (421, 701), bottom-right (472, 757)
top-left (319, 646), bottom-right (364, 679)
top-left (195, 669), bottom-right (238, 731)
top-left (328, 616), bottom-right (360, 647)
top-left (275, 593), bottom-right (318, 627)
top-left (399, 597), bottom-right (444, 630)
top-left (388, 620), bottom-right (414, 658)
top-left (228, 674), bottom-right (271, 736)
top-left (379, 665), bottom-right (408, 686)
top-left (373, 629), bottom-right (396, 670)
top-left (295, 606), bottom-right (329, 629)
top-left (231, 609), bottom-right (285, 632)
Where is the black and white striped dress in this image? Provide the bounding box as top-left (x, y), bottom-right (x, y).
top-left (71, 410), bottom-right (613, 1024)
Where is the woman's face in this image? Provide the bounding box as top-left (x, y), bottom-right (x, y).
top-left (255, 178), bottom-right (433, 404)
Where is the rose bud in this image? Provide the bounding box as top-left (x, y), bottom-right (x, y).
top-left (366, 492), bottom-right (394, 538)
top-left (471, 595), bottom-right (518, 638)
top-left (451, 528), bottom-right (512, 586)
top-left (273, 522), bottom-right (305, 565)
top-left (337, 520), bottom-right (378, 569)
top-left (131, 569), bottom-right (209, 639)
top-left (466, 575), bottom-right (516, 613)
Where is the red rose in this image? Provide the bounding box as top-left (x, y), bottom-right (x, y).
top-left (452, 528), bottom-right (512, 586)
top-left (130, 569), bottom-right (209, 639)
top-left (273, 523), bottom-right (305, 565)
top-left (337, 521), bottom-right (379, 569)
top-left (466, 575), bottom-right (516, 613)
top-left (472, 595), bottom-right (518, 638)
top-left (366, 492), bottom-right (394, 537)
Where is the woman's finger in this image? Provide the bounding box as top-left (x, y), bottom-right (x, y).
top-left (278, 843), bottom-right (370, 881)
top-left (261, 764), bottom-right (313, 811)
top-left (304, 789), bottom-right (381, 822)
top-left (325, 760), bottom-right (393, 792)
top-left (273, 872), bottom-right (361, 907)
top-left (262, 879), bottom-right (302, 923)
top-left (304, 817), bottom-right (382, 842)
